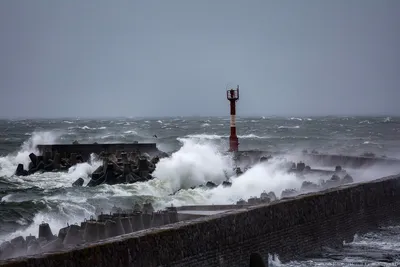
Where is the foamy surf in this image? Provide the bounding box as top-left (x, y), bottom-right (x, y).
top-left (0, 132), bottom-right (300, 242)
top-left (1, 129), bottom-right (400, 246)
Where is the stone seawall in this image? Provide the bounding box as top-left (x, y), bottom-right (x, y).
top-left (4, 174), bottom-right (400, 267)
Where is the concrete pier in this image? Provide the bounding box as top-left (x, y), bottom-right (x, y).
top-left (2, 173), bottom-right (400, 266)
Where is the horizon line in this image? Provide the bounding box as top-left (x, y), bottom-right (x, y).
top-left (0, 114), bottom-right (398, 120)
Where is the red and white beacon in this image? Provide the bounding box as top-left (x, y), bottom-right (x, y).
top-left (227, 85), bottom-right (240, 152)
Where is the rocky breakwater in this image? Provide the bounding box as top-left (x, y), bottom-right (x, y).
top-left (14, 148), bottom-right (167, 187)
top-left (281, 163), bottom-right (355, 197)
top-left (0, 202), bottom-right (179, 261)
top-left (78, 151), bottom-right (164, 187)
top-left (171, 160), bottom-right (355, 197)
top-left (14, 151), bottom-right (76, 176)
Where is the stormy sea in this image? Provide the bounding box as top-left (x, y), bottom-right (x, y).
top-left (0, 116), bottom-right (400, 266)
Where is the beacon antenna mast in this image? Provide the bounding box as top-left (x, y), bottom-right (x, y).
top-left (227, 85), bottom-right (240, 153)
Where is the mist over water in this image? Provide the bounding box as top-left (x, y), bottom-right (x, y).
top-left (0, 116), bottom-right (400, 265)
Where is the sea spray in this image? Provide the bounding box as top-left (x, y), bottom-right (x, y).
top-left (1, 128), bottom-right (400, 246)
top-left (153, 137), bottom-right (233, 192)
top-left (0, 131), bottom-right (63, 177)
top-left (201, 158), bottom-right (303, 205)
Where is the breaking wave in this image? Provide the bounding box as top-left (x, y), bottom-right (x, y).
top-left (0, 131), bottom-right (300, 241)
top-left (0, 131), bottom-right (62, 177)
top-left (278, 125), bottom-right (300, 129)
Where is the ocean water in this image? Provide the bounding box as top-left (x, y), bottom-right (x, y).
top-left (0, 116), bottom-right (400, 266)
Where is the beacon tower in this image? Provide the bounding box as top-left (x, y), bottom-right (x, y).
top-left (227, 85), bottom-right (239, 152)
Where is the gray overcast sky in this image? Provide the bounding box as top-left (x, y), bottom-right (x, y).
top-left (0, 0), bottom-right (399, 118)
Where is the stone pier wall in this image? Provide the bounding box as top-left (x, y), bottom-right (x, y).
top-left (4, 174), bottom-right (400, 267)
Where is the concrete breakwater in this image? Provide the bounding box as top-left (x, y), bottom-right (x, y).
top-left (2, 173), bottom-right (400, 267)
top-left (0, 194), bottom-right (271, 263)
top-left (36, 143), bottom-right (161, 161)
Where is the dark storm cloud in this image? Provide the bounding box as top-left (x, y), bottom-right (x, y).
top-left (0, 0), bottom-right (399, 118)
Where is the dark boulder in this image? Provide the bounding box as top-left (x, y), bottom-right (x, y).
top-left (296, 162), bottom-right (306, 172)
top-left (249, 252), bottom-right (267, 267)
top-left (15, 164), bottom-right (28, 176)
top-left (342, 174), bottom-right (354, 184)
top-left (0, 241), bottom-right (15, 260)
top-left (247, 197), bottom-right (261, 205)
top-left (205, 181), bottom-right (218, 189)
top-left (260, 191), bottom-right (271, 203)
top-left (281, 188), bottom-right (298, 198)
top-left (222, 180), bottom-right (232, 187)
top-left (301, 181), bottom-right (319, 191)
top-left (29, 153), bottom-right (38, 167)
top-left (260, 155), bottom-right (271, 162)
top-left (235, 167), bottom-right (243, 176)
top-left (323, 174), bottom-right (342, 188)
top-left (72, 178), bottom-right (84, 187)
top-left (267, 191), bottom-right (277, 201)
top-left (38, 222), bottom-right (54, 241)
top-left (236, 198), bottom-right (247, 205)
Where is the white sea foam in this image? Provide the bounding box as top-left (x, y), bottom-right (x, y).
top-left (1, 130), bottom-right (400, 247)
